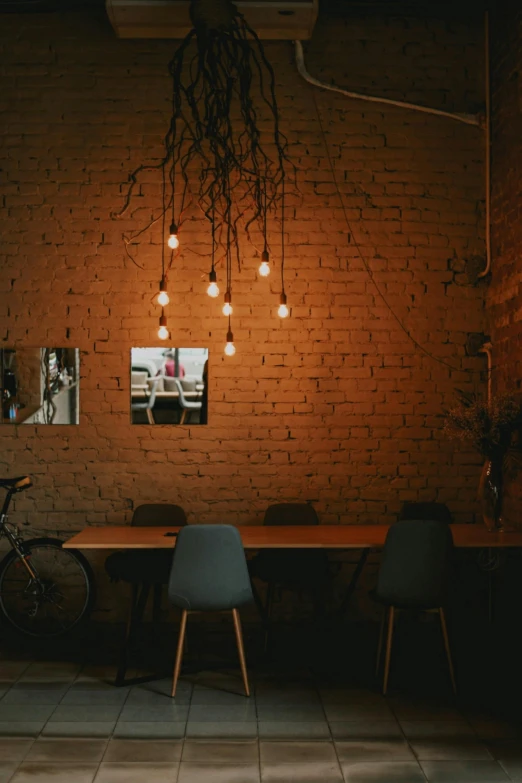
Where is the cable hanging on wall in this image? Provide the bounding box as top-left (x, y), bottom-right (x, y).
top-left (113, 0), bottom-right (293, 354)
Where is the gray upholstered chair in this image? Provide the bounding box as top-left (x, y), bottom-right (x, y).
top-left (131, 375), bottom-right (160, 424)
top-left (168, 524), bottom-right (253, 697)
top-left (374, 519), bottom-right (456, 695)
top-left (248, 503), bottom-right (330, 648)
top-left (173, 377), bottom-right (202, 424)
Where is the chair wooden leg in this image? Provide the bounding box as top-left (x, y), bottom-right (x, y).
top-left (146, 408), bottom-right (155, 424)
top-left (439, 607), bottom-right (457, 694)
top-left (172, 609), bottom-right (188, 698)
top-left (180, 409), bottom-right (187, 425)
top-left (232, 608), bottom-right (250, 697)
top-left (375, 610), bottom-right (386, 677)
top-left (383, 606), bottom-right (395, 696)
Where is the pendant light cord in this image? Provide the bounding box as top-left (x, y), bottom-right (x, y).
top-left (281, 176), bottom-right (285, 293)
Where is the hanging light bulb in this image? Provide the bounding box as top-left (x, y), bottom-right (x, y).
top-left (156, 277), bottom-right (170, 307)
top-left (222, 290), bottom-right (233, 316)
top-left (158, 312), bottom-right (169, 340)
top-left (259, 249), bottom-right (270, 277)
top-left (278, 292), bottom-right (289, 318)
top-left (224, 329), bottom-right (236, 356)
top-left (167, 222), bottom-right (179, 250)
top-left (207, 269), bottom-right (219, 298)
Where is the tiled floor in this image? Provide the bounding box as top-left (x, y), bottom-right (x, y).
top-left (1, 659), bottom-right (521, 782)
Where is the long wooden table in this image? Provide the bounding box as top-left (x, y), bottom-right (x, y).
top-left (65, 523), bottom-right (522, 685)
top-left (63, 524), bottom-right (522, 550)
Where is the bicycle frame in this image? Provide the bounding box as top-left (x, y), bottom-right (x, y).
top-left (0, 488), bottom-right (39, 582)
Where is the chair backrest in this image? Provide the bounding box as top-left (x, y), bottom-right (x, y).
top-left (399, 502), bottom-right (452, 525)
top-left (168, 525), bottom-right (253, 611)
top-left (263, 503), bottom-right (319, 526)
top-left (376, 519), bottom-right (454, 609)
top-left (131, 503), bottom-right (187, 528)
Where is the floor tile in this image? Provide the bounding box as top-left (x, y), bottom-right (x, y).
top-left (0, 738), bottom-right (33, 761)
top-left (188, 704), bottom-right (256, 722)
top-left (125, 689), bottom-right (190, 706)
top-left (94, 762), bottom-right (179, 782)
top-left (178, 762), bottom-right (260, 783)
top-left (119, 704), bottom-right (189, 722)
top-left (49, 705), bottom-right (122, 723)
top-left (191, 688), bottom-right (257, 706)
top-left (0, 662), bottom-right (30, 682)
top-left (182, 740), bottom-right (259, 763)
top-left (487, 740), bottom-right (522, 762)
top-left (335, 739), bottom-right (415, 761)
top-left (113, 721), bottom-right (186, 739)
top-left (258, 721), bottom-right (330, 739)
top-left (341, 761), bottom-right (426, 782)
top-left (261, 761), bottom-right (343, 782)
top-left (468, 719), bottom-right (522, 740)
top-left (18, 663), bottom-right (81, 683)
top-left (26, 738), bottom-right (108, 762)
top-left (323, 704), bottom-right (393, 722)
top-left (0, 705), bottom-right (55, 722)
top-left (260, 741), bottom-right (338, 765)
top-left (256, 705), bottom-right (324, 722)
top-left (10, 762), bottom-right (98, 783)
top-left (420, 760), bottom-right (510, 782)
top-left (0, 761), bottom-right (18, 783)
top-left (388, 698), bottom-right (462, 722)
top-left (186, 722), bottom-right (257, 739)
top-left (319, 688), bottom-right (386, 706)
top-left (329, 721), bottom-right (403, 739)
top-left (42, 722), bottom-right (116, 738)
top-left (499, 760), bottom-right (522, 781)
top-left (410, 739), bottom-right (493, 760)
top-left (60, 689), bottom-right (129, 706)
top-left (1, 689), bottom-right (64, 705)
top-left (400, 721), bottom-right (475, 739)
top-left (104, 739), bottom-right (183, 763)
top-left (0, 722), bottom-right (45, 737)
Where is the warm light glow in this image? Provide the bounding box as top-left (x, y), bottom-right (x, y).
top-left (207, 281), bottom-right (220, 298)
top-left (225, 340), bottom-right (236, 356)
top-left (278, 303), bottom-right (289, 318)
top-left (167, 233), bottom-right (180, 250)
top-left (223, 302), bottom-right (233, 316)
top-left (157, 290), bottom-right (170, 307)
top-left (158, 325), bottom-right (169, 340)
top-left (259, 260), bottom-right (270, 277)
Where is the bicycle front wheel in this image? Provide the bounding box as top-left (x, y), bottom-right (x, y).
top-left (0, 537), bottom-right (95, 637)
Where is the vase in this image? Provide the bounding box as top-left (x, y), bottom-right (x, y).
top-left (478, 458), bottom-right (504, 532)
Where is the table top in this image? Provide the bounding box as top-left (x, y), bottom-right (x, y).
top-left (62, 524), bottom-right (522, 550)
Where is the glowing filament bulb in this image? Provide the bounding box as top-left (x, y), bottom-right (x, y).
top-left (167, 222), bottom-right (179, 250)
top-left (259, 249), bottom-right (270, 277)
top-left (158, 313), bottom-right (168, 340)
top-left (278, 292), bottom-right (289, 318)
top-left (157, 278), bottom-right (169, 307)
top-left (207, 269), bottom-right (219, 298)
top-left (223, 291), bottom-right (233, 316)
top-left (224, 330), bottom-right (236, 356)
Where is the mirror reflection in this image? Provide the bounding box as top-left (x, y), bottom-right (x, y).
top-left (0, 348), bottom-right (80, 425)
top-left (131, 347), bottom-right (208, 425)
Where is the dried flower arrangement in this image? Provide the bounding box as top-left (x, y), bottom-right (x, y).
top-left (444, 391), bottom-right (522, 463)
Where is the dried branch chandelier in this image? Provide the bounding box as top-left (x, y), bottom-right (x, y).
top-left (114, 0), bottom-right (292, 355)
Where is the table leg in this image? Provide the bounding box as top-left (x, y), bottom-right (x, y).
top-left (339, 549), bottom-right (370, 616)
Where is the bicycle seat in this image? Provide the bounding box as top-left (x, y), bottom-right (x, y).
top-left (0, 476), bottom-right (32, 491)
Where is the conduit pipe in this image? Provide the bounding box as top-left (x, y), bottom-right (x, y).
top-left (478, 342), bottom-right (493, 403)
top-left (294, 40), bottom-right (483, 127)
top-left (295, 16), bottom-right (492, 279)
top-left (477, 11), bottom-right (491, 279)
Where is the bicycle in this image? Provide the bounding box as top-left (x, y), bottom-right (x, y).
top-left (0, 475), bottom-right (95, 637)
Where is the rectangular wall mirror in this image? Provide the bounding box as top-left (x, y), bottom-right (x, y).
top-left (131, 347), bottom-right (208, 425)
top-left (1, 348), bottom-right (80, 425)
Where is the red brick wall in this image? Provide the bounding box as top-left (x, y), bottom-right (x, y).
top-left (489, 7), bottom-right (522, 527)
top-left (0, 6), bottom-right (486, 615)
